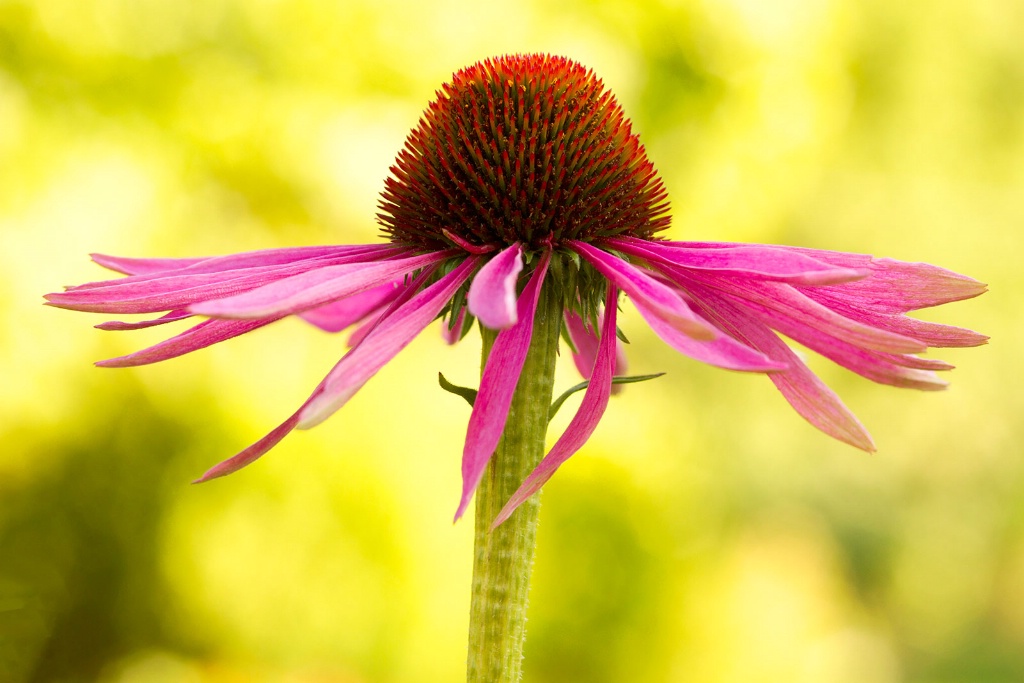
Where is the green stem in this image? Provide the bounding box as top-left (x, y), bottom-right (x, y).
top-left (466, 282), bottom-right (561, 683)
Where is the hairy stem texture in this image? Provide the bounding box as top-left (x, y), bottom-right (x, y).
top-left (466, 283), bottom-right (561, 683)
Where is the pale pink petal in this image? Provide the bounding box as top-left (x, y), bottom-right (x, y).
top-left (194, 412), bottom-right (302, 482)
top-left (783, 250), bottom-right (987, 313)
top-left (296, 258), bottom-right (480, 429)
top-left (47, 247), bottom-right (406, 314)
top-left (96, 318), bottom-right (278, 367)
top-left (298, 281), bottom-right (403, 333)
top-left (92, 254), bottom-right (207, 276)
top-left (95, 309), bottom-right (193, 331)
top-left (492, 284), bottom-right (620, 527)
top-left (608, 237), bottom-right (868, 285)
top-left (190, 252), bottom-right (448, 319)
top-left (92, 244), bottom-right (395, 277)
top-left (454, 252), bottom-right (552, 521)
top-left (570, 240), bottom-right (715, 340)
top-left (468, 243), bottom-right (524, 329)
top-left (684, 281), bottom-right (875, 451)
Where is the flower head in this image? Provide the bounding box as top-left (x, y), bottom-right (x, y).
top-left (47, 54), bottom-right (986, 525)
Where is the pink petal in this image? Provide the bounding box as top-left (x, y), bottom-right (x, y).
top-left (685, 281), bottom-right (875, 451)
top-left (190, 252), bottom-right (448, 319)
top-left (442, 305), bottom-right (468, 345)
top-left (296, 258), bottom-right (480, 429)
top-left (608, 237), bottom-right (868, 285)
top-left (782, 250), bottom-right (987, 313)
top-left (95, 309), bottom-right (193, 331)
top-left (570, 240), bottom-right (715, 340)
top-left (298, 281), bottom-right (404, 333)
top-left (95, 318), bottom-right (278, 367)
top-left (454, 251), bottom-right (552, 522)
top-left (468, 243), bottom-right (524, 329)
top-left (492, 284), bottom-right (620, 527)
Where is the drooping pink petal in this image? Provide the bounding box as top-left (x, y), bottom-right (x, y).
top-left (608, 237), bottom-right (868, 285)
top-left (492, 284), bottom-right (620, 528)
top-left (298, 281), bottom-right (404, 333)
top-left (684, 280), bottom-right (875, 451)
top-left (95, 318), bottom-right (278, 367)
top-left (468, 243), bottom-right (524, 329)
top-left (690, 276), bottom-right (929, 354)
top-left (720, 288), bottom-right (950, 391)
top-left (47, 246), bottom-right (408, 314)
top-left (296, 257), bottom-right (481, 429)
top-left (570, 240), bottom-right (715, 340)
top-left (635, 296), bottom-right (786, 372)
top-left (190, 251), bottom-right (451, 319)
top-left (194, 412), bottom-right (303, 482)
top-left (454, 251), bottom-right (552, 522)
top-left (442, 305), bottom-right (469, 345)
top-left (564, 309), bottom-right (627, 392)
top-left (95, 309), bottom-right (193, 331)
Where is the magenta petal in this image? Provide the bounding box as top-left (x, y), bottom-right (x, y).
top-left (190, 252), bottom-right (446, 319)
top-left (295, 258), bottom-right (480, 429)
top-left (193, 412), bottom-right (302, 482)
top-left (298, 281), bottom-right (403, 333)
top-left (95, 309), bottom-right (193, 331)
top-left (454, 252), bottom-right (552, 522)
top-left (492, 284), bottom-right (620, 527)
top-left (570, 240), bottom-right (715, 340)
top-left (608, 237), bottom-right (868, 285)
top-left (564, 309), bottom-right (627, 393)
top-left (96, 318), bottom-right (277, 367)
top-left (468, 243), bottom-right (524, 329)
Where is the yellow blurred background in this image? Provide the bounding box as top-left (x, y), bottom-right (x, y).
top-left (1, 0), bottom-right (1019, 681)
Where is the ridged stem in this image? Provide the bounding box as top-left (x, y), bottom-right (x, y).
top-left (466, 282), bottom-right (561, 683)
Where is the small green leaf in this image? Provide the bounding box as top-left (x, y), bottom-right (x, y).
top-left (438, 372), bottom-right (478, 407)
top-left (548, 372), bottom-right (665, 418)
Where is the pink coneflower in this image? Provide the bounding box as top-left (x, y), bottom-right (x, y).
top-left (47, 54), bottom-right (986, 528)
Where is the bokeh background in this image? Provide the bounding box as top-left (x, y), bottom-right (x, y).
top-left (1, 0), bottom-right (1019, 681)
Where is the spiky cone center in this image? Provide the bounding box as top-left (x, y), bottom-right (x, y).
top-left (377, 54), bottom-right (671, 255)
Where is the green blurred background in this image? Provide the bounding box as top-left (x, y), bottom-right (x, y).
top-left (1, 0), bottom-right (1018, 681)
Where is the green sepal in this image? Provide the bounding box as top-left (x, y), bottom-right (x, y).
top-left (548, 372), bottom-right (665, 418)
top-left (439, 372), bottom-right (478, 407)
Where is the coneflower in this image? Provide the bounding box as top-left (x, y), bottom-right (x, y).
top-left (47, 54), bottom-right (986, 682)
